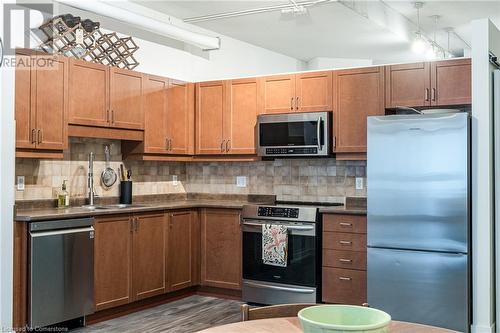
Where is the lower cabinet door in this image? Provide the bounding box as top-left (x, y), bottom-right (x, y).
top-left (94, 215), bottom-right (133, 311)
top-left (133, 213), bottom-right (166, 300)
top-left (322, 267), bottom-right (366, 305)
top-left (167, 211), bottom-right (198, 291)
top-left (200, 209), bottom-right (242, 290)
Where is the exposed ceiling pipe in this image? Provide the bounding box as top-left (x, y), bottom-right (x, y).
top-left (183, 0), bottom-right (335, 23)
top-left (54, 0), bottom-right (220, 50)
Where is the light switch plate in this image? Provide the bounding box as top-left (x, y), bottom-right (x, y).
top-left (17, 176), bottom-right (25, 191)
top-left (236, 176), bottom-right (247, 188)
top-left (355, 177), bottom-right (364, 190)
top-left (172, 175), bottom-right (178, 186)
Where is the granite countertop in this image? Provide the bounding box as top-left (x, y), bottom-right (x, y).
top-left (15, 199), bottom-right (267, 222)
top-left (318, 205), bottom-right (367, 215)
top-left (14, 194), bottom-right (367, 222)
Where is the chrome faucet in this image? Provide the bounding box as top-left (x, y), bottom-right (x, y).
top-left (88, 152), bottom-right (95, 206)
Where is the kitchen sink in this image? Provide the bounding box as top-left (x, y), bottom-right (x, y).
top-left (102, 204), bottom-right (149, 209)
top-left (79, 205), bottom-right (111, 210)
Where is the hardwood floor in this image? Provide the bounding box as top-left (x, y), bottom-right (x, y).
top-left (73, 296), bottom-right (243, 333)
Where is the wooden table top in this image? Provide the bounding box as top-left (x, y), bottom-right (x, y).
top-left (196, 317), bottom-right (459, 333)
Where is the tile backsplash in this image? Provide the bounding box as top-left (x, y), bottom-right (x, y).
top-left (15, 138), bottom-right (366, 202)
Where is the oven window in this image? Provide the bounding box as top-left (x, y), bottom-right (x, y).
top-left (259, 121), bottom-right (319, 146)
top-left (243, 231), bottom-right (317, 287)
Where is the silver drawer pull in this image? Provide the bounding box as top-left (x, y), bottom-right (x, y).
top-left (339, 241), bottom-right (352, 245)
top-left (339, 222), bottom-right (352, 227)
top-left (338, 277), bottom-right (352, 281)
top-left (339, 258), bottom-right (352, 263)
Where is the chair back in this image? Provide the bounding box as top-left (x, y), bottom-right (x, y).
top-left (241, 303), bottom-right (315, 321)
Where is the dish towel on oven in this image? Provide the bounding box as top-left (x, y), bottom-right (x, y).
top-left (262, 224), bottom-right (288, 267)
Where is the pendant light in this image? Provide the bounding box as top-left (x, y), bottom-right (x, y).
top-left (411, 2), bottom-right (427, 54)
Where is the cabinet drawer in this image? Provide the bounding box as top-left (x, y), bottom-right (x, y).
top-left (323, 232), bottom-right (366, 252)
top-left (323, 249), bottom-right (366, 270)
top-left (323, 214), bottom-right (366, 234)
top-left (322, 267), bottom-right (366, 305)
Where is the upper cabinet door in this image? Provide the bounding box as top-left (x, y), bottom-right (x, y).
top-left (431, 59), bottom-right (471, 106)
top-left (196, 81), bottom-right (225, 155)
top-left (34, 55), bottom-right (68, 150)
top-left (333, 67), bottom-right (385, 153)
top-left (225, 78), bottom-right (260, 155)
top-left (385, 62), bottom-right (431, 108)
top-left (109, 68), bottom-right (144, 129)
top-left (295, 71), bottom-right (333, 112)
top-left (15, 53), bottom-right (35, 149)
top-left (68, 59), bottom-right (109, 127)
top-left (167, 81), bottom-right (195, 155)
top-left (144, 75), bottom-right (169, 154)
top-left (260, 75), bottom-right (296, 114)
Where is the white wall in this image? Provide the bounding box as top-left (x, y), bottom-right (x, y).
top-left (0, 0), bottom-right (16, 330)
top-left (306, 57), bottom-right (373, 70)
top-left (54, 2), bottom-right (305, 82)
top-left (471, 18), bottom-right (500, 333)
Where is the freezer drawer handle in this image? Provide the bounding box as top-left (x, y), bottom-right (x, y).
top-left (338, 277), bottom-right (352, 281)
top-left (339, 241), bottom-right (352, 245)
top-left (245, 281), bottom-right (315, 294)
top-left (339, 258), bottom-right (352, 263)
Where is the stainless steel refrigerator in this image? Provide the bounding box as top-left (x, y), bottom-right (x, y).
top-left (367, 112), bottom-right (470, 332)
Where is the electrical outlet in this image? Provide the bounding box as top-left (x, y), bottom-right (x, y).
top-left (236, 176), bottom-right (247, 188)
top-left (355, 177), bottom-right (364, 190)
top-left (172, 175), bottom-right (178, 186)
top-left (17, 176), bottom-right (25, 191)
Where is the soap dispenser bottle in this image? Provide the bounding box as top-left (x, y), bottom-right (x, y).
top-left (58, 180), bottom-right (70, 208)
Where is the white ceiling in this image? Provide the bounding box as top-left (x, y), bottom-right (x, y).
top-left (135, 0), bottom-right (500, 63)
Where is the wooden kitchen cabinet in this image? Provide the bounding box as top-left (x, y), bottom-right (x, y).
top-left (333, 67), bottom-right (385, 155)
top-left (167, 210), bottom-right (199, 291)
top-left (15, 52), bottom-right (68, 157)
top-left (167, 80), bottom-right (195, 155)
top-left (260, 74), bottom-right (296, 114)
top-left (261, 72), bottom-right (332, 113)
top-left (322, 213), bottom-right (367, 306)
top-left (225, 78), bottom-right (260, 154)
top-left (94, 215), bottom-right (133, 311)
top-left (431, 59), bottom-right (471, 106)
top-left (385, 58), bottom-right (471, 108)
top-left (200, 209), bottom-right (242, 290)
top-left (68, 59), bottom-right (145, 131)
top-left (196, 81), bottom-right (225, 154)
top-left (144, 75), bottom-right (169, 154)
top-left (132, 213), bottom-right (166, 300)
top-left (68, 58), bottom-right (109, 127)
top-left (385, 62), bottom-right (431, 108)
top-left (109, 67), bottom-right (144, 129)
top-left (295, 71), bottom-right (332, 112)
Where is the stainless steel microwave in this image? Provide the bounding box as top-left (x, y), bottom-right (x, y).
top-left (257, 111), bottom-right (331, 157)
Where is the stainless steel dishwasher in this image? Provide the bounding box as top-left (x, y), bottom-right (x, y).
top-left (29, 218), bottom-right (95, 329)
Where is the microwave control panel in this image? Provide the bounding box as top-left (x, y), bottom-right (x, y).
top-left (265, 147), bottom-right (318, 155)
top-left (258, 207), bottom-right (299, 219)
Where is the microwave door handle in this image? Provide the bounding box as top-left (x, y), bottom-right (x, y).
top-left (317, 116), bottom-right (322, 151)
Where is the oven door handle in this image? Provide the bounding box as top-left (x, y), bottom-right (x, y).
top-left (242, 221), bottom-right (314, 231)
top-left (245, 281), bottom-right (315, 294)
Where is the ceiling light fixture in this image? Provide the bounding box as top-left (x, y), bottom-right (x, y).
top-left (411, 2), bottom-right (428, 55)
top-left (55, 0), bottom-right (221, 50)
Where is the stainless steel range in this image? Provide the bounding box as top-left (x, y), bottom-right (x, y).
top-left (241, 203), bottom-right (322, 305)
